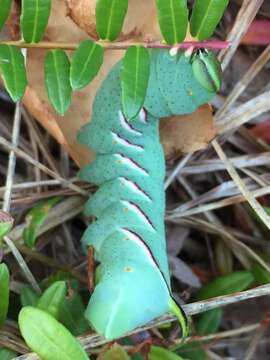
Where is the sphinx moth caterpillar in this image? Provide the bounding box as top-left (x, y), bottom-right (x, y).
top-left (78, 49), bottom-right (221, 339)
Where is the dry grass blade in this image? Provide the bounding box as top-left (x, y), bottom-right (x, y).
top-left (212, 139), bottom-right (270, 230)
top-left (218, 0), bottom-right (264, 69)
top-left (217, 91), bottom-right (270, 133)
top-left (0, 135), bottom-right (88, 196)
top-left (216, 44), bottom-right (270, 118)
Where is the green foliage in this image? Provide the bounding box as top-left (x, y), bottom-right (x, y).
top-left (0, 45), bottom-right (27, 102)
top-left (196, 308), bottom-right (223, 335)
top-left (70, 40), bottom-right (104, 90)
top-left (194, 271), bottom-right (254, 301)
top-left (23, 196), bottom-right (60, 248)
top-left (0, 0), bottom-right (12, 32)
top-left (44, 50), bottom-right (72, 115)
top-left (21, 0), bottom-right (52, 43)
top-left (0, 263), bottom-right (9, 327)
top-left (0, 348), bottom-right (17, 360)
top-left (0, 211), bottom-right (13, 242)
top-left (252, 264), bottom-right (270, 285)
top-left (103, 344), bottom-right (130, 360)
top-left (96, 0), bottom-right (128, 41)
top-left (190, 0), bottom-right (229, 41)
top-left (178, 343), bottom-right (209, 360)
top-left (20, 286), bottom-right (40, 307)
top-left (149, 346), bottom-right (184, 360)
top-left (37, 281), bottom-right (67, 319)
top-left (59, 292), bottom-right (89, 336)
top-left (121, 46), bottom-right (150, 120)
top-left (155, 0), bottom-right (188, 45)
top-left (19, 307), bottom-right (90, 360)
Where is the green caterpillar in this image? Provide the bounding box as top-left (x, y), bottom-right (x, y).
top-left (78, 49), bottom-right (221, 339)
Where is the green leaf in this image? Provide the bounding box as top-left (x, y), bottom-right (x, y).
top-left (23, 197), bottom-right (60, 248)
top-left (21, 0), bottom-right (52, 43)
top-left (19, 307), bottom-right (89, 360)
top-left (0, 45), bottom-right (27, 102)
top-left (70, 40), bottom-right (104, 90)
top-left (59, 293), bottom-right (89, 336)
top-left (37, 281), bottom-right (67, 319)
top-left (155, 0), bottom-right (188, 45)
top-left (44, 50), bottom-right (72, 115)
top-left (149, 346), bottom-right (184, 360)
top-left (190, 0), bottom-right (229, 41)
top-left (194, 271), bottom-right (254, 301)
top-left (0, 263), bottom-right (9, 327)
top-left (0, 348), bottom-right (17, 360)
top-left (104, 344), bottom-right (130, 360)
top-left (178, 343), bottom-right (209, 360)
top-left (252, 264), bottom-right (270, 285)
top-left (121, 46), bottom-right (150, 120)
top-left (0, 0), bottom-right (12, 32)
top-left (96, 0), bottom-right (128, 41)
top-left (0, 211), bottom-right (13, 242)
top-left (196, 308), bottom-right (223, 335)
top-left (20, 286), bottom-right (40, 307)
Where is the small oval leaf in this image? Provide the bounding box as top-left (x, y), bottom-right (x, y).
top-left (44, 50), bottom-right (72, 115)
top-left (0, 45), bottom-right (27, 102)
top-left (0, 0), bottom-right (12, 32)
top-left (190, 0), bottom-right (229, 41)
top-left (155, 0), bottom-right (188, 45)
top-left (0, 263), bottom-right (9, 327)
top-left (59, 293), bottom-right (89, 336)
top-left (70, 40), bottom-right (104, 90)
top-left (19, 307), bottom-right (89, 360)
top-left (23, 197), bottom-right (60, 248)
top-left (149, 346), bottom-right (184, 360)
top-left (37, 281), bottom-right (67, 319)
top-left (96, 0), bottom-right (128, 41)
top-left (252, 264), bottom-right (270, 285)
top-left (194, 271), bottom-right (254, 301)
top-left (196, 308), bottom-right (223, 335)
top-left (20, 286), bottom-right (40, 307)
top-left (21, 0), bottom-right (52, 43)
top-left (0, 348), bottom-right (17, 360)
top-left (121, 46), bottom-right (150, 120)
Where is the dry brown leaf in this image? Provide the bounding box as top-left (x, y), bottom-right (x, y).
top-left (160, 104), bottom-right (217, 160)
top-left (6, 0), bottom-right (217, 168)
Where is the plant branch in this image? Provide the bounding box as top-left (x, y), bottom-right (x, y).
top-left (0, 40), bottom-right (230, 51)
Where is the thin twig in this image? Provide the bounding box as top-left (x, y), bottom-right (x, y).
top-left (164, 153), bottom-right (193, 190)
top-left (0, 135), bottom-right (88, 197)
top-left (14, 285), bottom-right (270, 359)
top-left (2, 103), bottom-right (22, 212)
top-left (212, 139), bottom-right (270, 230)
top-left (0, 40), bottom-right (230, 51)
top-left (3, 236), bottom-right (41, 294)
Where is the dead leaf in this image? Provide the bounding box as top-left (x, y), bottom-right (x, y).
top-left (169, 255), bottom-right (201, 288)
top-left (160, 104), bottom-right (217, 160)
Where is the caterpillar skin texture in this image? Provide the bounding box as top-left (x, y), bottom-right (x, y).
top-left (78, 50), bottom-right (216, 339)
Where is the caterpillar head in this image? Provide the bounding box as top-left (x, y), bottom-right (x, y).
top-left (191, 49), bottom-right (222, 93)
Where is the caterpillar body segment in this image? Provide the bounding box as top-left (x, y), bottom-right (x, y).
top-left (78, 50), bottom-right (217, 339)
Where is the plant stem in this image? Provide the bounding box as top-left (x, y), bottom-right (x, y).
top-left (0, 40), bottom-right (230, 51)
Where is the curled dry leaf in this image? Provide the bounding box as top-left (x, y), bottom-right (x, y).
top-left (6, 0), bottom-right (217, 168)
top-left (160, 104), bottom-right (217, 160)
